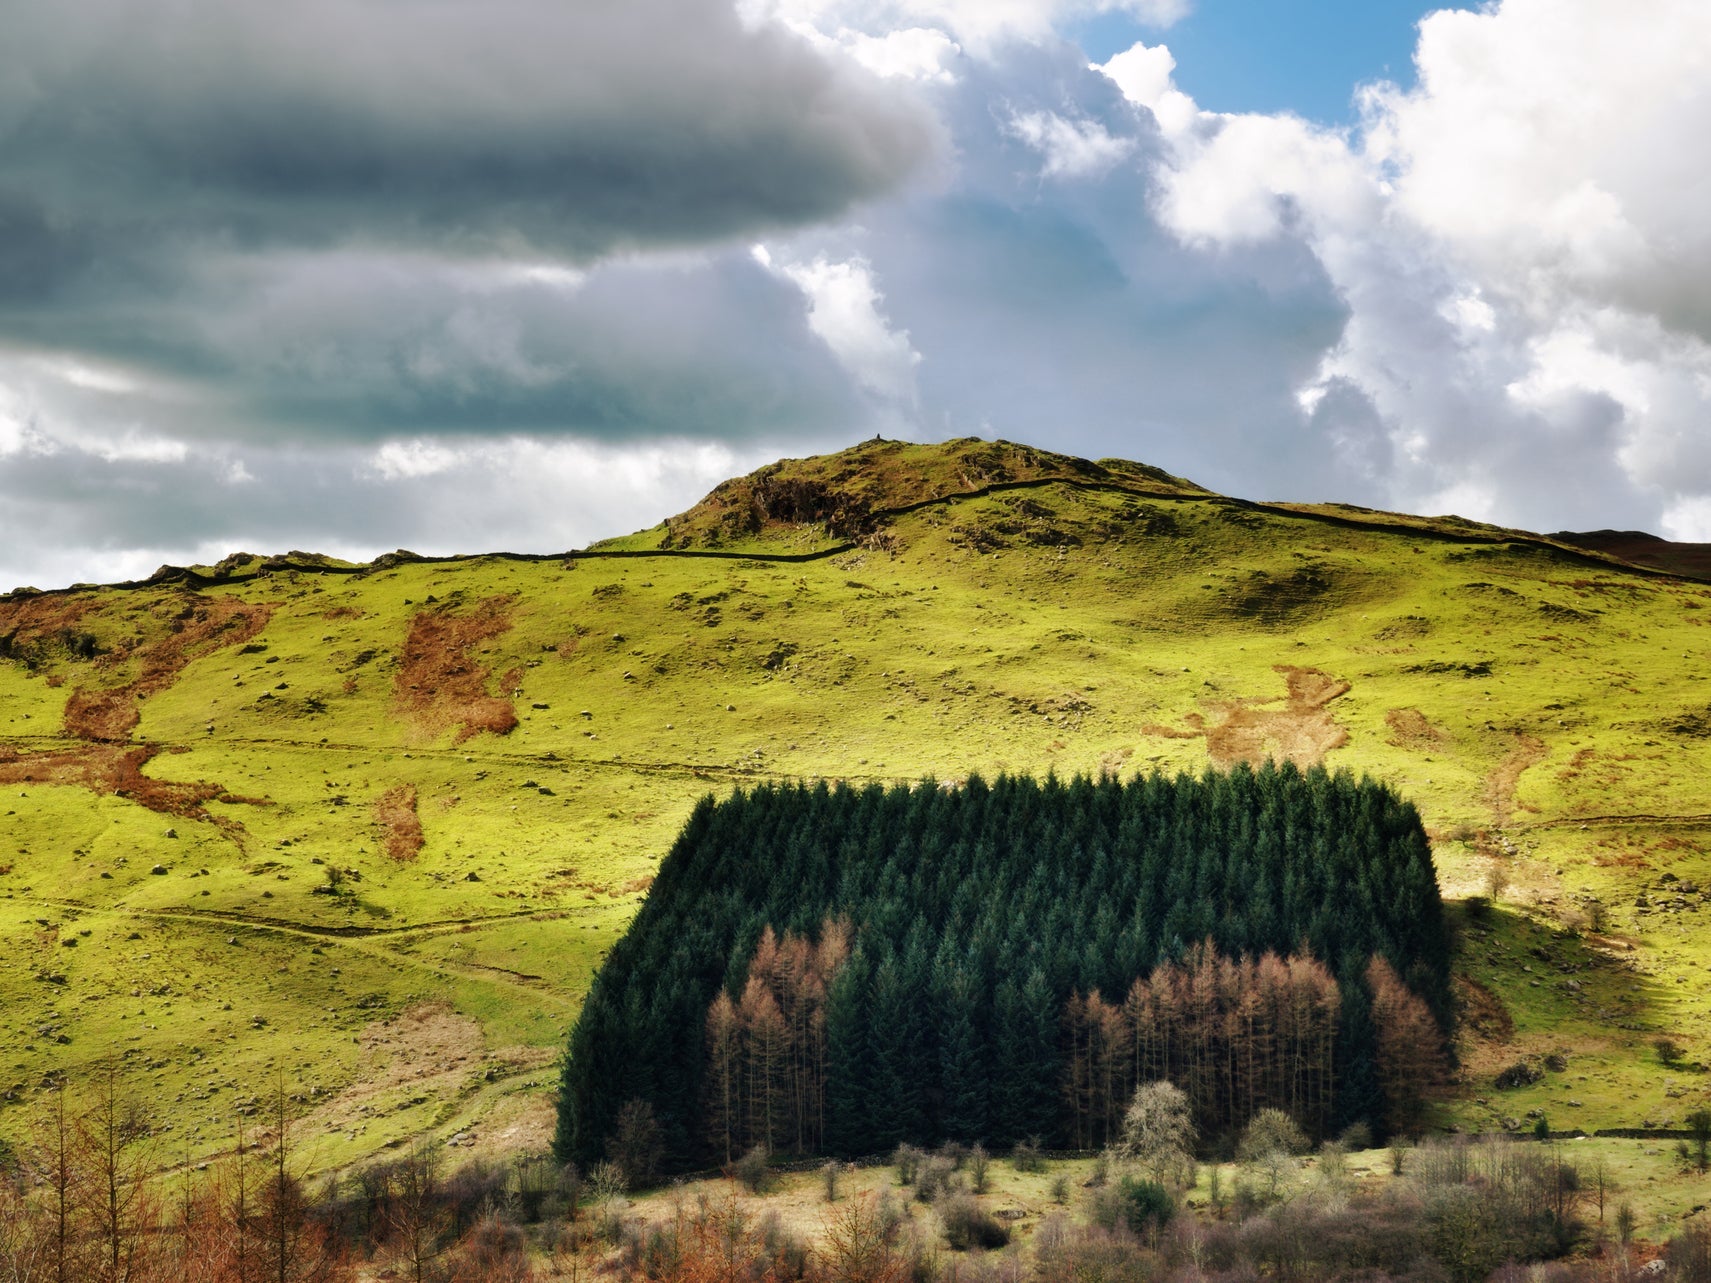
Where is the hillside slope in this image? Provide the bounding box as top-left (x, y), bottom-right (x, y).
top-left (2, 437), bottom-right (1709, 1171)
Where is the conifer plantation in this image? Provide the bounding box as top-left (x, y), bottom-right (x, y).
top-left (556, 764), bottom-right (1451, 1172)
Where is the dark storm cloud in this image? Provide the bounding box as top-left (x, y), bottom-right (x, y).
top-left (0, 0), bottom-right (936, 289)
top-left (26, 250), bottom-right (870, 443)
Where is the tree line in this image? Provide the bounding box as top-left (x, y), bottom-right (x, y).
top-left (556, 764), bottom-right (1451, 1171)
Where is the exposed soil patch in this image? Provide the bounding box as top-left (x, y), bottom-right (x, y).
top-left (57, 595), bottom-right (272, 742)
top-left (0, 742), bottom-right (264, 834)
top-left (1484, 733), bottom-right (1547, 826)
top-left (374, 783), bottom-right (424, 862)
top-left (395, 597), bottom-right (521, 744)
top-left (1144, 666), bottom-right (1350, 768)
top-left (1386, 707), bottom-right (1450, 751)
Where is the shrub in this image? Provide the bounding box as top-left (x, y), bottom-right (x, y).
top-left (969, 1143), bottom-right (991, 1195)
top-left (822, 1160), bottom-right (842, 1203)
top-left (1670, 1227), bottom-right (1711, 1283)
top-left (894, 1143), bottom-right (924, 1187)
top-left (938, 1192), bottom-right (1010, 1251)
top-left (1337, 1121), bottom-right (1374, 1152)
top-left (1011, 1136), bottom-right (1045, 1173)
top-left (916, 1157), bottom-right (960, 1204)
top-left (1115, 1176), bottom-right (1173, 1243)
top-left (1677, 1109), bottom-right (1711, 1174)
top-left (733, 1145), bottom-right (772, 1194)
top-left (1657, 1036), bottom-right (1686, 1067)
top-left (1495, 1060), bottom-right (1544, 1090)
top-left (1237, 1108), bottom-right (1310, 1162)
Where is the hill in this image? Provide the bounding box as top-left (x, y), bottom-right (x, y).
top-left (2, 436), bottom-right (1709, 1176)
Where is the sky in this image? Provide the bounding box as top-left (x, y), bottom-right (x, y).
top-left (3, 0), bottom-right (1711, 592)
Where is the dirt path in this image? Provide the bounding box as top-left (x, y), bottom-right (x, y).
top-left (1484, 733), bottom-right (1547, 827)
top-left (11, 895), bottom-right (582, 1011)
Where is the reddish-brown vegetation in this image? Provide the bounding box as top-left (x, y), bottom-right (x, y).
top-left (395, 597), bottom-right (521, 743)
top-left (0, 742), bottom-right (263, 831)
top-left (54, 595), bottom-right (272, 742)
top-left (705, 922), bottom-right (850, 1163)
top-left (374, 783), bottom-right (425, 861)
top-left (1064, 944), bottom-right (1344, 1147)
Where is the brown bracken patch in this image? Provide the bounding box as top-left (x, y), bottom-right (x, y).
top-left (1146, 666), bottom-right (1350, 769)
top-left (57, 595), bottom-right (273, 742)
top-left (374, 783), bottom-right (425, 862)
top-left (395, 597), bottom-right (521, 743)
top-left (1386, 707), bottom-right (1449, 751)
top-left (1454, 975), bottom-right (1515, 1046)
top-left (0, 742), bottom-right (264, 835)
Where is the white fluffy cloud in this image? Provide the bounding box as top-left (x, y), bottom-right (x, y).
top-left (1104, 0), bottom-right (1711, 531)
top-left (1008, 110), bottom-right (1134, 179)
top-left (759, 249), bottom-right (924, 403)
top-left (746, 0), bottom-right (1188, 55)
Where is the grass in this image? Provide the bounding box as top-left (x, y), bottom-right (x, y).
top-left (2, 437), bottom-right (1710, 1183)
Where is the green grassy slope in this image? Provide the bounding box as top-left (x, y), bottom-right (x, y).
top-left (2, 437), bottom-right (1709, 1173)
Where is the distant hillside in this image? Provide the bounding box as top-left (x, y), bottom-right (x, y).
top-left (1552, 529), bottom-right (1711, 582)
top-left (2, 436), bottom-right (1708, 1176)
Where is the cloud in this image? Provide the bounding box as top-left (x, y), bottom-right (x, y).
top-left (762, 251), bottom-right (924, 403)
top-left (1007, 110), bottom-right (1134, 179)
top-left (1106, 0), bottom-right (1711, 533)
top-left (9, 0), bottom-right (1711, 591)
top-left (746, 0), bottom-right (1189, 56)
top-left (0, 0), bottom-right (935, 289)
top-left (0, 426), bottom-right (764, 594)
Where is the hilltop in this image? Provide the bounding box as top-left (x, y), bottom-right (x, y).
top-left (2, 436), bottom-right (1709, 1184)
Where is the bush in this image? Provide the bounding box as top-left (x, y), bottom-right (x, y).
top-left (938, 1192), bottom-right (1010, 1251)
top-left (1011, 1136), bottom-right (1045, 1173)
top-left (1115, 1176), bottom-right (1173, 1242)
top-left (894, 1143), bottom-right (924, 1187)
top-left (1495, 1060), bottom-right (1544, 1090)
top-left (1237, 1108), bottom-right (1310, 1162)
top-left (1657, 1037), bottom-right (1686, 1067)
top-left (733, 1145), bottom-right (772, 1194)
top-left (916, 1156), bottom-right (960, 1205)
top-left (1337, 1121), bottom-right (1374, 1152)
top-left (822, 1160), bottom-right (842, 1203)
top-left (969, 1143), bottom-right (991, 1195)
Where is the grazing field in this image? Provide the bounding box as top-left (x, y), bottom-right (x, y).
top-left (2, 436), bottom-right (1709, 1189)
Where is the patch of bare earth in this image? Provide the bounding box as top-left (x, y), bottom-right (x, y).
top-left (1386, 707), bottom-right (1449, 751)
top-left (1145, 665), bottom-right (1350, 769)
top-left (374, 783), bottom-right (424, 861)
top-left (59, 595), bottom-right (273, 742)
top-left (1484, 733), bottom-right (1547, 827)
top-left (395, 597), bottom-right (521, 743)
